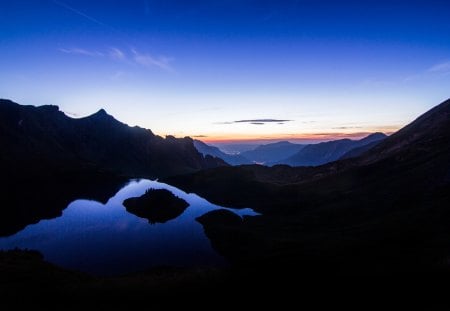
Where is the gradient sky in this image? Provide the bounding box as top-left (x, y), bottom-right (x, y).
top-left (1, 0), bottom-right (450, 143)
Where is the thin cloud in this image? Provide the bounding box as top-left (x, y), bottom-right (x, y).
top-left (217, 119), bottom-right (293, 125)
top-left (109, 47), bottom-right (126, 61)
top-left (110, 71), bottom-right (125, 80)
top-left (309, 132), bottom-right (387, 139)
top-left (59, 48), bottom-right (103, 57)
top-left (131, 49), bottom-right (174, 72)
top-left (235, 119), bottom-right (292, 123)
top-left (404, 60), bottom-right (450, 82)
top-left (59, 47), bottom-right (175, 72)
top-left (331, 126), bottom-right (363, 130)
top-left (53, 0), bottom-right (106, 27)
top-left (428, 61), bottom-right (450, 73)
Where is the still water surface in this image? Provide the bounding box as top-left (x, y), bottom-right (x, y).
top-left (0, 179), bottom-right (257, 276)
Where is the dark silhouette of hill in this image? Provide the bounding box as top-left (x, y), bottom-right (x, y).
top-left (194, 139), bottom-right (251, 165)
top-left (279, 132), bottom-right (386, 166)
top-left (354, 100), bottom-right (450, 165)
top-left (338, 139), bottom-right (381, 159)
top-left (0, 99), bottom-right (226, 236)
top-left (0, 99), bottom-right (227, 180)
top-left (2, 100), bottom-right (450, 305)
top-left (123, 189), bottom-right (189, 224)
top-left (166, 98), bottom-right (450, 276)
top-left (240, 141), bottom-right (305, 164)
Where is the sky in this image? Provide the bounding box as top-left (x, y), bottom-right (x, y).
top-left (1, 0), bottom-right (450, 143)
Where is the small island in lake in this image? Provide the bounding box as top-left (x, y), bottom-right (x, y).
top-left (123, 189), bottom-right (189, 224)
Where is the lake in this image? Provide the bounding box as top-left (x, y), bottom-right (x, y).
top-left (0, 179), bottom-right (258, 276)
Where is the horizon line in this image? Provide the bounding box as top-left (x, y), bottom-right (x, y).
top-left (197, 131), bottom-right (394, 145)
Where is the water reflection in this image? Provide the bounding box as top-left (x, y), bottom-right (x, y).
top-left (0, 179), bottom-right (258, 276)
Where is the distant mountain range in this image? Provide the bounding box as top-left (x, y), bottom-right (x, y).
top-left (194, 133), bottom-right (386, 166)
top-left (165, 98), bottom-right (450, 275)
top-left (241, 141), bottom-right (305, 164)
top-left (194, 140), bottom-right (251, 165)
top-left (0, 99), bottom-right (226, 180)
top-left (279, 132), bottom-right (387, 166)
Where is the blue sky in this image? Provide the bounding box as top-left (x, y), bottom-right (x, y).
top-left (1, 0), bottom-right (450, 142)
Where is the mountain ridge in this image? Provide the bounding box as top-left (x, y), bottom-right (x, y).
top-left (164, 98), bottom-right (450, 275)
top-left (0, 99), bottom-right (227, 179)
top-left (193, 139), bottom-right (251, 165)
top-left (241, 140), bottom-right (305, 164)
top-left (279, 132), bottom-right (387, 166)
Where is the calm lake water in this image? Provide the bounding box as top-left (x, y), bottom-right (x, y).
top-left (0, 179), bottom-right (258, 276)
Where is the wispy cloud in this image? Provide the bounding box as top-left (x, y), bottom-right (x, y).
top-left (59, 48), bottom-right (103, 57)
top-left (217, 118), bottom-right (293, 125)
top-left (331, 126), bottom-right (363, 130)
top-left (309, 132), bottom-right (382, 139)
top-left (428, 61), bottom-right (450, 74)
top-left (110, 71), bottom-right (126, 80)
top-left (59, 46), bottom-right (175, 72)
top-left (131, 49), bottom-right (174, 72)
top-left (235, 119), bottom-right (292, 123)
top-left (53, 0), bottom-right (106, 27)
top-left (403, 60), bottom-right (450, 82)
top-left (108, 47), bottom-right (126, 61)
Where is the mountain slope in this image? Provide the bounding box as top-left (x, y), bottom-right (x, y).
top-left (280, 132), bottom-right (386, 166)
top-left (355, 100), bottom-right (450, 165)
top-left (0, 99), bottom-right (226, 179)
top-left (165, 99), bottom-right (450, 275)
top-left (194, 140), bottom-right (251, 165)
top-left (240, 141), bottom-right (305, 164)
top-left (339, 140), bottom-right (381, 160)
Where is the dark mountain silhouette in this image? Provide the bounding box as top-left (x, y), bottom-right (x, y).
top-left (240, 141), bottom-right (305, 164)
top-left (353, 100), bottom-right (450, 165)
top-left (0, 99), bottom-right (227, 236)
top-left (0, 99), bottom-right (226, 179)
top-left (338, 140), bottom-right (381, 159)
top-left (166, 98), bottom-right (450, 276)
top-left (194, 139), bottom-right (251, 165)
top-left (279, 132), bottom-right (386, 166)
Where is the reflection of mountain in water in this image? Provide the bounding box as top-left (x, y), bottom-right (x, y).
top-left (0, 173), bottom-right (127, 237)
top-left (0, 179), bottom-right (258, 276)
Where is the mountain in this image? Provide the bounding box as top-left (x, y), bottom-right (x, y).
top-left (165, 98), bottom-right (450, 276)
top-left (0, 99), bottom-right (228, 235)
top-left (338, 140), bottom-right (381, 160)
top-left (0, 99), bottom-right (226, 180)
top-left (210, 143), bottom-right (259, 155)
top-left (280, 132), bottom-right (386, 166)
top-left (194, 140), bottom-right (251, 165)
top-left (354, 100), bottom-right (450, 165)
top-left (240, 141), bottom-right (305, 164)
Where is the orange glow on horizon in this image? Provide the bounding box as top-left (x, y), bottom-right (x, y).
top-left (198, 130), bottom-right (397, 144)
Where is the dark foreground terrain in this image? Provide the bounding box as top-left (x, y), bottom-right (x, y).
top-left (166, 98), bottom-right (450, 277)
top-left (1, 99), bottom-right (450, 307)
top-left (1, 249), bottom-right (449, 308)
